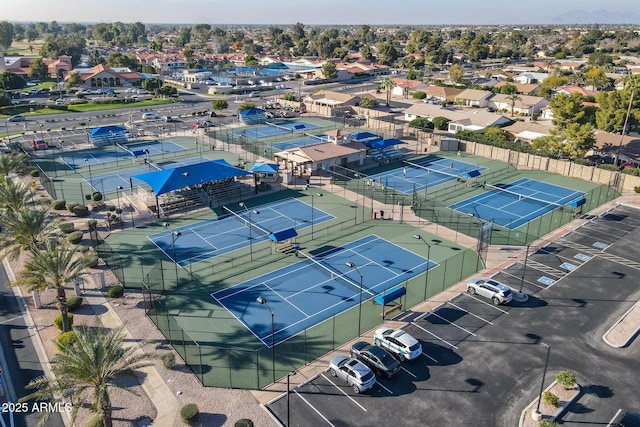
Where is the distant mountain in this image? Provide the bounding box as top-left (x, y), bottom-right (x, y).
top-left (534, 9), bottom-right (640, 24)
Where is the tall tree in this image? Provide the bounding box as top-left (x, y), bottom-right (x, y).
top-left (28, 57), bottom-right (49, 80)
top-left (14, 239), bottom-right (91, 332)
top-left (0, 21), bottom-right (15, 49)
top-left (0, 207), bottom-right (59, 260)
top-left (505, 93), bottom-right (522, 116)
top-left (448, 64), bottom-right (464, 84)
top-left (380, 77), bottom-right (395, 107)
top-left (321, 61), bottom-right (338, 80)
top-left (22, 325), bottom-right (152, 427)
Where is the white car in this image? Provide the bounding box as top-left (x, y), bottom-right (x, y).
top-left (141, 112), bottom-right (160, 120)
top-left (466, 278), bottom-right (513, 305)
top-left (373, 327), bottom-right (422, 361)
top-left (328, 355), bottom-right (376, 394)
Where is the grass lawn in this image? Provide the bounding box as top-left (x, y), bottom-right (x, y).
top-left (0, 98), bottom-right (176, 119)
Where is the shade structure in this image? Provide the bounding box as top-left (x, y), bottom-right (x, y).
top-left (132, 159), bottom-right (251, 196)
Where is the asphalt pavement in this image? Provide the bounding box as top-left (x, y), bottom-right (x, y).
top-left (0, 264), bottom-right (65, 427)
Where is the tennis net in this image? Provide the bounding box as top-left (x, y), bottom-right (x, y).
top-left (222, 205), bottom-right (270, 237)
top-left (481, 183), bottom-right (571, 210)
top-left (148, 162), bottom-right (162, 172)
top-left (303, 132), bottom-right (328, 143)
top-left (265, 121), bottom-right (294, 134)
top-left (116, 143), bottom-right (136, 157)
top-left (404, 160), bottom-right (465, 180)
top-left (297, 250), bottom-right (374, 297)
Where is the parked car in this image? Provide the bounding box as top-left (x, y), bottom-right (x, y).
top-left (162, 116), bottom-right (174, 123)
top-left (328, 355), bottom-right (376, 394)
top-left (350, 342), bottom-right (400, 378)
top-left (7, 114), bottom-right (25, 122)
top-left (192, 120), bottom-right (214, 128)
top-left (30, 139), bottom-right (48, 150)
top-left (466, 278), bottom-right (513, 305)
top-left (248, 91), bottom-right (261, 98)
top-left (54, 98), bottom-right (64, 105)
top-left (373, 327), bottom-right (422, 361)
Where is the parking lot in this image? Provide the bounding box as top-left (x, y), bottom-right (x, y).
top-left (267, 204), bottom-right (640, 426)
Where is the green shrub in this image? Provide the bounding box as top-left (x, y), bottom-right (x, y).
top-left (73, 205), bottom-right (90, 217)
top-left (180, 403), bottom-right (199, 425)
top-left (30, 169), bottom-right (39, 177)
top-left (160, 352), bottom-right (176, 369)
top-left (234, 419), bottom-right (254, 427)
top-left (85, 194), bottom-right (92, 201)
top-left (115, 208), bottom-right (122, 215)
top-left (107, 285), bottom-right (124, 298)
top-left (51, 199), bottom-right (66, 210)
top-left (622, 167), bottom-right (640, 176)
top-left (92, 192), bottom-right (103, 201)
top-left (59, 222), bottom-right (75, 234)
top-left (107, 205), bottom-right (116, 212)
top-left (67, 296), bottom-right (83, 312)
top-left (539, 419), bottom-right (561, 427)
top-left (85, 414), bottom-right (105, 427)
top-left (67, 231), bottom-right (83, 244)
top-left (543, 390), bottom-right (559, 406)
top-left (432, 116), bottom-right (450, 130)
top-left (56, 331), bottom-right (77, 351)
top-left (87, 219), bottom-right (98, 231)
top-left (53, 313), bottom-right (74, 331)
top-left (635, 186), bottom-right (640, 194)
top-left (66, 202), bottom-right (79, 212)
top-left (409, 117), bottom-right (434, 130)
top-left (597, 164), bottom-right (620, 171)
top-left (556, 370), bottom-right (576, 389)
top-left (86, 255), bottom-right (99, 268)
top-left (412, 91), bottom-right (427, 99)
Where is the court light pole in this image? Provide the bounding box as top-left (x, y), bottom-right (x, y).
top-left (287, 370), bottom-right (296, 426)
top-left (533, 343), bottom-right (551, 421)
top-left (181, 172), bottom-right (189, 213)
top-left (256, 296), bottom-right (276, 384)
top-left (164, 223), bottom-right (181, 285)
top-left (116, 185), bottom-right (123, 211)
top-left (517, 243), bottom-right (531, 301)
top-left (346, 262), bottom-right (364, 336)
top-left (414, 235), bottom-right (432, 299)
top-left (310, 192), bottom-right (322, 239)
top-left (83, 158), bottom-right (93, 190)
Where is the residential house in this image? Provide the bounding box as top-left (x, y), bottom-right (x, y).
top-left (555, 86), bottom-right (598, 98)
top-left (304, 90), bottom-right (361, 115)
top-left (591, 130), bottom-right (640, 166)
top-left (390, 78), bottom-right (428, 97)
top-left (454, 89), bottom-right (494, 108)
top-left (489, 94), bottom-right (549, 116)
top-left (422, 86), bottom-right (464, 103)
top-left (69, 64), bottom-right (143, 89)
top-left (501, 121), bottom-right (553, 144)
top-left (403, 103), bottom-right (511, 133)
top-left (494, 81), bottom-right (540, 96)
top-left (513, 72), bottom-right (549, 84)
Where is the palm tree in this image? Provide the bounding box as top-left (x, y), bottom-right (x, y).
top-left (0, 180), bottom-right (42, 216)
top-left (506, 93), bottom-right (522, 117)
top-left (14, 239), bottom-right (90, 332)
top-left (22, 325), bottom-right (152, 427)
top-left (380, 76), bottom-right (395, 107)
top-left (0, 207), bottom-right (59, 260)
top-left (0, 153), bottom-right (29, 177)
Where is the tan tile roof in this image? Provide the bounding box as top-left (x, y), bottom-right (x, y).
top-left (298, 141), bottom-right (365, 162)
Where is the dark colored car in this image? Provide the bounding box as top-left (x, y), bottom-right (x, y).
top-left (30, 139), bottom-right (49, 150)
top-left (350, 341), bottom-right (401, 378)
top-left (615, 411), bottom-right (640, 427)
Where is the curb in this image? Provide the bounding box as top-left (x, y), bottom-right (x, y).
top-left (603, 299), bottom-right (640, 348)
top-left (518, 381), bottom-right (581, 426)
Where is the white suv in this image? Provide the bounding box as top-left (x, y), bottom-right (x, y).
top-left (373, 327), bottom-right (422, 361)
top-left (141, 112), bottom-right (160, 120)
top-left (466, 278), bottom-right (513, 305)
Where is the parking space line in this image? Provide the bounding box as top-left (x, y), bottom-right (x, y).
top-left (498, 270), bottom-right (547, 290)
top-left (461, 292), bottom-right (509, 314)
top-left (411, 323), bottom-right (458, 349)
top-left (415, 302), bottom-right (445, 321)
top-left (446, 302), bottom-right (494, 325)
top-left (420, 352), bottom-right (438, 364)
top-left (401, 366), bottom-right (419, 377)
top-left (294, 389), bottom-right (336, 426)
top-left (428, 312), bottom-right (477, 336)
top-left (376, 381), bottom-right (394, 395)
top-left (320, 374), bottom-right (368, 411)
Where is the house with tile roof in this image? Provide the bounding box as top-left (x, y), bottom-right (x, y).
top-left (454, 89), bottom-right (494, 108)
top-left (591, 131), bottom-right (640, 166)
top-left (403, 103), bottom-right (511, 133)
top-left (489, 94), bottom-right (549, 116)
top-left (422, 85), bottom-right (464, 103)
top-left (390, 78), bottom-right (428, 97)
top-left (69, 64), bottom-right (143, 89)
top-left (494, 81), bottom-right (540, 96)
top-left (513, 72), bottom-right (549, 84)
top-left (501, 121), bottom-right (554, 143)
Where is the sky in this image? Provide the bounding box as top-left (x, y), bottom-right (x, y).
top-left (2, 0), bottom-right (638, 25)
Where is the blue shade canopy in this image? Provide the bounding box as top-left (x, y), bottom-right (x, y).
top-left (460, 169), bottom-right (482, 179)
top-left (369, 138), bottom-right (407, 149)
top-left (250, 162), bottom-right (279, 173)
top-left (351, 131), bottom-right (379, 140)
top-left (269, 227), bottom-right (298, 243)
top-left (87, 125), bottom-right (127, 136)
top-left (132, 159), bottom-right (251, 196)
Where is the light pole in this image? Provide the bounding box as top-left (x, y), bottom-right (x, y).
top-left (116, 185), bottom-right (123, 211)
top-left (346, 262), bottom-right (364, 336)
top-left (240, 202), bottom-right (260, 260)
top-left (519, 243), bottom-right (531, 294)
top-left (414, 235), bottom-right (432, 299)
top-left (164, 223), bottom-right (181, 285)
top-left (533, 343), bottom-right (551, 420)
top-left (256, 296), bottom-right (276, 384)
top-left (181, 172), bottom-right (189, 213)
top-left (287, 370), bottom-right (296, 426)
top-left (120, 185), bottom-right (135, 227)
top-left (310, 192), bottom-right (322, 239)
top-left (83, 158), bottom-right (93, 190)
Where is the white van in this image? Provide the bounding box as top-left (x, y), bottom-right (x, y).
top-left (141, 112), bottom-right (160, 120)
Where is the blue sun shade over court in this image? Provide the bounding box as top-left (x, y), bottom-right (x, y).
top-left (212, 235), bottom-right (437, 346)
top-left (449, 178), bottom-right (584, 229)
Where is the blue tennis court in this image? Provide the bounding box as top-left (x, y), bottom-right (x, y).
top-left (63, 140), bottom-right (185, 168)
top-left (368, 157), bottom-right (486, 194)
top-left (232, 121), bottom-right (321, 139)
top-left (449, 178), bottom-right (585, 229)
top-left (211, 234), bottom-right (436, 346)
top-left (148, 198), bottom-right (335, 267)
top-left (84, 165), bottom-right (158, 194)
top-left (272, 134), bottom-right (329, 150)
